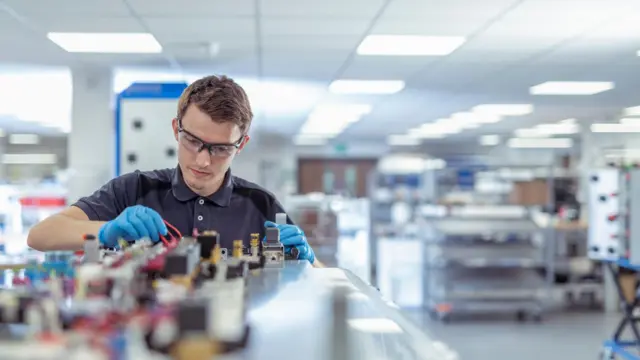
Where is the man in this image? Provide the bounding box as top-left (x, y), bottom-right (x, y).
top-left (27, 75), bottom-right (317, 265)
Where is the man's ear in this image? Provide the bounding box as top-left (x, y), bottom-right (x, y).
top-left (172, 118), bottom-right (179, 141)
top-left (237, 135), bottom-right (250, 153)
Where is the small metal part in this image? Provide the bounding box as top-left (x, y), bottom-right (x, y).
top-left (275, 213), bottom-right (287, 225)
top-left (233, 240), bottom-right (243, 258)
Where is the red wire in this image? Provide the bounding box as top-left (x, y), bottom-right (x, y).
top-left (159, 219), bottom-right (182, 246)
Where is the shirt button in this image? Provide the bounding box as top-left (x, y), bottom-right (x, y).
top-left (199, 199), bottom-right (204, 205)
top-left (197, 215), bottom-right (203, 221)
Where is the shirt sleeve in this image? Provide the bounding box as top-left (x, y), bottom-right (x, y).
top-left (72, 172), bottom-right (139, 221)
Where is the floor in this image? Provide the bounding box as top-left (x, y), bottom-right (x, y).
top-left (403, 310), bottom-right (627, 360)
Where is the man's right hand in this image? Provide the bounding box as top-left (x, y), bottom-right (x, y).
top-left (98, 205), bottom-right (168, 247)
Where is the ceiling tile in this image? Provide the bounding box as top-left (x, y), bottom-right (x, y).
top-left (260, 0), bottom-right (385, 17)
top-left (261, 50), bottom-right (349, 79)
top-left (340, 57), bottom-right (438, 79)
top-left (128, 0), bottom-right (255, 16)
top-left (382, 0), bottom-right (518, 21)
top-left (145, 17), bottom-right (255, 51)
top-left (261, 18), bottom-right (370, 36)
top-left (262, 34), bottom-right (361, 52)
top-left (38, 16), bottom-right (144, 33)
top-left (2, 0), bottom-right (129, 16)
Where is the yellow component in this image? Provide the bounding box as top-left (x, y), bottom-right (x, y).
top-left (118, 239), bottom-right (128, 249)
top-left (170, 276), bottom-right (192, 290)
top-left (210, 245), bottom-right (221, 264)
top-left (202, 230), bottom-right (218, 236)
top-left (172, 337), bottom-right (218, 360)
top-left (250, 233), bottom-right (259, 248)
top-left (233, 240), bottom-right (243, 258)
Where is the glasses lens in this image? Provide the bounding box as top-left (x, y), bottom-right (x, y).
top-left (179, 132), bottom-right (203, 152)
top-left (209, 145), bottom-right (236, 157)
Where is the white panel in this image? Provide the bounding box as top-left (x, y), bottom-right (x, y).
top-left (128, 0), bottom-right (255, 16)
top-left (261, 35), bottom-right (361, 51)
top-left (119, 99), bottom-right (178, 174)
top-left (382, 0), bottom-right (516, 20)
top-left (340, 57), bottom-right (438, 79)
top-left (260, 0), bottom-right (385, 17)
top-left (370, 18), bottom-right (488, 37)
top-left (261, 51), bottom-right (349, 79)
top-left (261, 18), bottom-right (370, 36)
top-left (2, 0), bottom-right (129, 15)
top-left (37, 17), bottom-right (145, 33)
top-left (588, 169), bottom-right (620, 261)
top-left (145, 17), bottom-right (255, 47)
top-left (377, 238), bottom-right (423, 307)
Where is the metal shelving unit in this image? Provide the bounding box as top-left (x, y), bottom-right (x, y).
top-left (422, 205), bottom-right (553, 322)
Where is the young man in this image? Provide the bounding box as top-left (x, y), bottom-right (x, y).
top-left (28, 75), bottom-right (317, 265)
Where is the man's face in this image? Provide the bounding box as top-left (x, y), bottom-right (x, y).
top-left (172, 104), bottom-right (249, 195)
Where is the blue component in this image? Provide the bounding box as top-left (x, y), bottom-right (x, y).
top-left (115, 82), bottom-right (188, 176)
top-left (110, 330), bottom-right (127, 360)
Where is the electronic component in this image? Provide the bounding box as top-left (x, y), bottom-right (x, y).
top-left (263, 227), bottom-right (284, 267)
top-left (83, 234), bottom-right (100, 263)
top-left (196, 231), bottom-right (219, 260)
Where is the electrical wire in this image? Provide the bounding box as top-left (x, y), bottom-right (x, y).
top-left (159, 219), bottom-right (182, 246)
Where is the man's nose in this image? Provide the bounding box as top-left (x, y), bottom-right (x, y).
top-left (195, 149), bottom-right (211, 167)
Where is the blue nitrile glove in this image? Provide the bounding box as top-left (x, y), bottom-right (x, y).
top-left (98, 205), bottom-right (168, 248)
top-left (264, 221), bottom-right (315, 264)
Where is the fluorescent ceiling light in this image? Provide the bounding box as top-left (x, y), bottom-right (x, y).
top-left (411, 121), bottom-right (462, 136)
top-left (514, 128), bottom-right (549, 138)
top-left (480, 134), bottom-right (500, 146)
top-left (591, 123), bottom-right (640, 133)
top-left (47, 32), bottom-right (162, 53)
top-left (620, 118), bottom-right (640, 125)
top-left (452, 112), bottom-right (501, 124)
top-left (624, 106), bottom-right (640, 117)
top-left (535, 123), bottom-right (580, 134)
top-left (357, 35), bottom-right (466, 56)
top-left (530, 81), bottom-right (614, 95)
top-left (472, 104), bottom-right (533, 116)
top-left (9, 134), bottom-right (39, 145)
top-left (329, 80), bottom-right (405, 94)
top-left (3, 154), bottom-right (57, 165)
top-left (508, 137), bottom-right (573, 148)
top-left (294, 135), bottom-right (328, 146)
top-left (299, 104), bottom-right (372, 136)
top-left (559, 118), bottom-right (577, 124)
top-left (388, 135), bottom-right (421, 146)
top-left (348, 318), bottom-right (403, 333)
top-left (407, 129), bottom-right (446, 139)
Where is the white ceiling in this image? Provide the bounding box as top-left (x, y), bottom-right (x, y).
top-left (2, 0), bottom-right (640, 143)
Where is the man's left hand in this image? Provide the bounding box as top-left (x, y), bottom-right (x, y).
top-left (264, 221), bottom-right (315, 264)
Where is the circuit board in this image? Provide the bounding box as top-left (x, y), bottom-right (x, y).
top-left (0, 214), bottom-right (292, 360)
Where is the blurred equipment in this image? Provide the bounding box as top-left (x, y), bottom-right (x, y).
top-left (421, 205), bottom-right (550, 322)
top-left (116, 82), bottom-right (188, 175)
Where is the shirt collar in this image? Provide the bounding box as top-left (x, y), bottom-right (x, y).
top-left (171, 166), bottom-right (234, 207)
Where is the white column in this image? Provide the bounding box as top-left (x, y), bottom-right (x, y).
top-left (67, 67), bottom-right (114, 204)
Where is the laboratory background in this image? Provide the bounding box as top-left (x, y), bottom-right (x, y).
top-left (1, 0), bottom-right (640, 359)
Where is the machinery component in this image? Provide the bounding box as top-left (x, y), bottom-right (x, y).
top-left (83, 234), bottom-right (100, 263)
top-left (196, 231), bottom-right (219, 260)
top-left (233, 240), bottom-right (243, 259)
top-left (275, 213), bottom-right (287, 225)
top-left (164, 241), bottom-right (201, 277)
top-left (263, 227), bottom-right (284, 267)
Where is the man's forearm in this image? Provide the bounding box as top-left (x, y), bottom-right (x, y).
top-left (27, 214), bottom-right (105, 251)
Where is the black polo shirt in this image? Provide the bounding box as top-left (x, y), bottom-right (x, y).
top-left (72, 167), bottom-right (291, 249)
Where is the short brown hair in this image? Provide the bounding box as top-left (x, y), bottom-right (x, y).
top-left (177, 75), bottom-right (253, 133)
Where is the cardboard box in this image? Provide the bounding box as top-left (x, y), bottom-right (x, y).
top-left (510, 180), bottom-right (549, 205)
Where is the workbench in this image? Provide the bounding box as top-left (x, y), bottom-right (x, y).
top-left (229, 261), bottom-right (459, 360)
